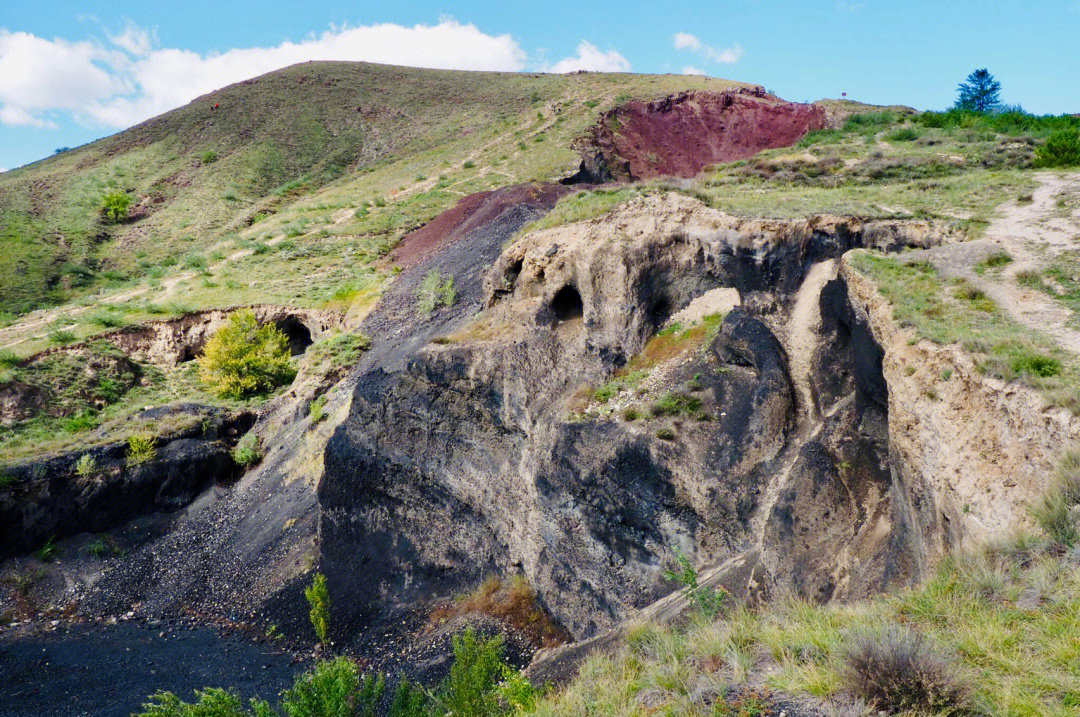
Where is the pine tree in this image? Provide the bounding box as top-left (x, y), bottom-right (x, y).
top-left (955, 68), bottom-right (1002, 112)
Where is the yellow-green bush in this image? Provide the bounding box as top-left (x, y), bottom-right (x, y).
top-left (197, 310), bottom-right (295, 399)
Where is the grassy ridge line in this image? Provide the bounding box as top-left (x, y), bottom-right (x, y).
top-left (0, 63), bottom-right (744, 320)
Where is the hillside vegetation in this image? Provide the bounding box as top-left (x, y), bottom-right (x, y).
top-left (0, 62), bottom-right (741, 329)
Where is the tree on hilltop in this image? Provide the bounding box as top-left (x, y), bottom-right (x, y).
top-left (955, 68), bottom-right (1002, 112)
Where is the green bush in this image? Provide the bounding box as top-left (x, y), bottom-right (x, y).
top-left (416, 271), bottom-right (457, 315)
top-left (198, 310), bottom-right (296, 399)
top-left (1036, 129), bottom-right (1080, 167)
top-left (280, 657), bottom-right (382, 717)
top-left (136, 687), bottom-right (273, 717)
top-left (136, 629), bottom-right (532, 717)
top-left (101, 191), bottom-right (133, 223)
top-left (201, 150), bottom-right (218, 164)
top-left (231, 432), bottom-right (262, 467)
top-left (434, 628), bottom-right (524, 717)
top-left (75, 454), bottom-right (97, 478)
top-left (887, 127), bottom-right (920, 142)
top-left (36, 536), bottom-right (59, 562)
top-left (126, 433), bottom-right (157, 467)
top-left (664, 547), bottom-right (728, 618)
top-left (305, 572), bottom-right (330, 645)
top-left (309, 394), bottom-right (328, 423)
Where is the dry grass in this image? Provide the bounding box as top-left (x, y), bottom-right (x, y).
top-left (429, 575), bottom-right (570, 649)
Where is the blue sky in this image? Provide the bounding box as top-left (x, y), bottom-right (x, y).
top-left (2, 1), bottom-right (1078, 171)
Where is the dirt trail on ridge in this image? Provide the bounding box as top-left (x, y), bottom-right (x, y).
top-left (924, 172), bottom-right (1080, 354)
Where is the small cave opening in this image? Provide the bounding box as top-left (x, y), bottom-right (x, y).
top-left (506, 258), bottom-right (524, 288)
top-left (179, 345), bottom-right (199, 363)
top-left (275, 316), bottom-right (314, 356)
top-left (647, 296), bottom-right (672, 332)
top-left (551, 285), bottom-right (584, 322)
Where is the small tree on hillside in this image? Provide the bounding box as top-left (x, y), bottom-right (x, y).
top-left (197, 309), bottom-right (295, 398)
top-left (100, 191), bottom-right (132, 223)
top-left (955, 68), bottom-right (1002, 112)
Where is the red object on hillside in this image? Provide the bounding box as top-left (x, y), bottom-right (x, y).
top-left (574, 87), bottom-right (828, 182)
top-left (390, 183), bottom-right (572, 269)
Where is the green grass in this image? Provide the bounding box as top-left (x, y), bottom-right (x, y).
top-left (850, 252), bottom-right (1080, 411)
top-left (532, 531), bottom-right (1080, 716)
top-left (0, 63), bottom-right (741, 320)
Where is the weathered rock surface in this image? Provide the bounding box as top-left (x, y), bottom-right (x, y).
top-left (319, 194), bottom-right (959, 649)
top-left (569, 88), bottom-right (827, 182)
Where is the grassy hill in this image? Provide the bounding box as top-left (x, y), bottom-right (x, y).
top-left (0, 62), bottom-right (742, 328)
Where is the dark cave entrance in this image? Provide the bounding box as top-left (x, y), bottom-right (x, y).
top-left (551, 285), bottom-right (584, 322)
top-left (275, 317), bottom-right (314, 356)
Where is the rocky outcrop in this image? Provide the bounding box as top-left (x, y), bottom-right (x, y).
top-left (319, 194), bottom-right (953, 649)
top-left (841, 257), bottom-right (1080, 549)
top-left (568, 88), bottom-right (827, 183)
top-left (27, 306), bottom-right (343, 369)
top-left (0, 407), bottom-right (253, 559)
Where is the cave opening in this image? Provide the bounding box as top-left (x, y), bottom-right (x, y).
top-left (551, 285), bottom-right (584, 322)
top-left (275, 317), bottom-right (314, 356)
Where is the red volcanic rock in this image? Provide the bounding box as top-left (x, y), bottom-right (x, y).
top-left (571, 88), bottom-right (827, 182)
top-left (390, 182), bottom-right (573, 269)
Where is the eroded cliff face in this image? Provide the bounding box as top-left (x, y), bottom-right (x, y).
top-left (318, 194), bottom-right (979, 646)
top-left (842, 258), bottom-right (1080, 550)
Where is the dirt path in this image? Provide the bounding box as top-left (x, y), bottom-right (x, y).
top-left (923, 172), bottom-right (1080, 354)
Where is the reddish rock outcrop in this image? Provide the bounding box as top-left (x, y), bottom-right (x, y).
top-left (570, 88), bottom-right (827, 182)
top-left (390, 182), bottom-right (573, 269)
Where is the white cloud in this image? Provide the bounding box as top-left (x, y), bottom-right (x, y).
top-left (672, 32), bottom-right (743, 65)
top-left (547, 41), bottom-right (631, 73)
top-left (705, 43), bottom-right (743, 64)
top-left (107, 22), bottom-right (153, 57)
top-left (0, 19), bottom-right (528, 129)
top-left (681, 65), bottom-right (706, 76)
top-left (673, 33), bottom-right (702, 51)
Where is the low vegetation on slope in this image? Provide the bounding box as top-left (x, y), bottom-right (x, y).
top-left (850, 251), bottom-right (1080, 412)
top-left (523, 107), bottom-right (1080, 241)
top-left (0, 63), bottom-right (740, 337)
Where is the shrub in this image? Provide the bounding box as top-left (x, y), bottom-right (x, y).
top-left (656, 426), bottom-right (676, 440)
top-left (198, 310), bottom-right (296, 399)
top-left (664, 547), bottom-right (728, 618)
top-left (1031, 450), bottom-right (1080, 546)
top-left (47, 322), bottom-right (78, 345)
top-left (651, 391), bottom-right (704, 418)
top-left (126, 433), bottom-right (157, 467)
top-left (1011, 352), bottom-right (1061, 378)
top-left (887, 127), bottom-right (920, 142)
top-left (201, 150), bottom-right (218, 164)
top-left (309, 394), bottom-right (328, 423)
top-left (101, 191), bottom-right (133, 222)
top-left (36, 536), bottom-right (59, 562)
top-left (305, 572), bottom-right (330, 645)
top-left (434, 628), bottom-right (522, 717)
top-left (389, 680), bottom-right (432, 716)
top-left (231, 432), bottom-right (261, 467)
top-left (0, 348), bottom-right (19, 368)
top-left (135, 688), bottom-right (272, 716)
top-left (844, 626), bottom-right (967, 714)
top-left (416, 271), bottom-right (457, 314)
top-left (1036, 129), bottom-right (1080, 167)
top-left (280, 657), bottom-right (382, 717)
top-left (75, 454), bottom-right (97, 478)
